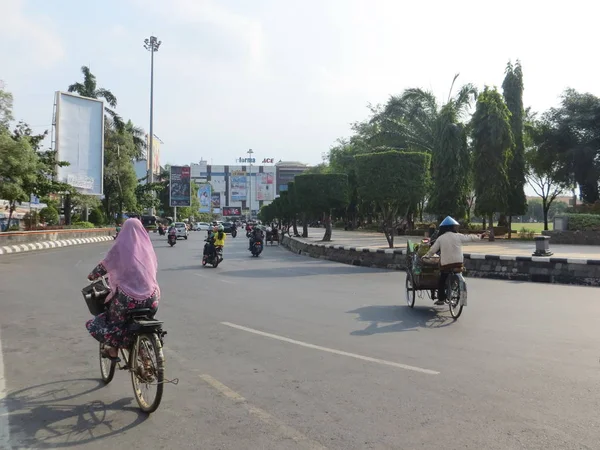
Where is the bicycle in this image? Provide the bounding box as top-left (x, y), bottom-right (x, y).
top-left (83, 277), bottom-right (177, 413)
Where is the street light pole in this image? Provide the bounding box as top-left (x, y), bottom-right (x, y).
top-left (144, 35), bottom-right (162, 215)
top-left (247, 148), bottom-right (254, 219)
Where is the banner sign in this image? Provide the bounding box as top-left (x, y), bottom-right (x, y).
top-left (198, 183), bottom-right (212, 213)
top-left (211, 192), bottom-right (221, 209)
top-left (222, 206), bottom-right (242, 216)
top-left (170, 166), bottom-right (191, 207)
top-left (256, 173), bottom-right (274, 201)
top-left (230, 171), bottom-right (247, 202)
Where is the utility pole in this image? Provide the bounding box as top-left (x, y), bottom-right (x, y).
top-left (247, 148), bottom-right (254, 219)
top-left (144, 35), bottom-right (162, 215)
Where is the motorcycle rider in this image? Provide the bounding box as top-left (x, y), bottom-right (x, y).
top-left (249, 226), bottom-right (264, 251)
top-left (423, 216), bottom-right (487, 305)
top-left (204, 225), bottom-right (218, 258)
top-left (213, 224), bottom-right (226, 259)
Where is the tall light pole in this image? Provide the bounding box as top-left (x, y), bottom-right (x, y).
top-left (144, 35), bottom-right (161, 215)
top-left (247, 148), bottom-right (254, 219)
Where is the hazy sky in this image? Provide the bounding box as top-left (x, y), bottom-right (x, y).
top-left (2, 0), bottom-right (598, 176)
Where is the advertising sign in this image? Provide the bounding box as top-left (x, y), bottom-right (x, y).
top-left (198, 183), bottom-right (212, 213)
top-left (169, 166), bottom-right (191, 207)
top-left (256, 173), bottom-right (274, 201)
top-left (222, 206), bottom-right (242, 216)
top-left (230, 171), bottom-right (247, 202)
top-left (211, 192), bottom-right (221, 209)
top-left (55, 91), bottom-right (104, 196)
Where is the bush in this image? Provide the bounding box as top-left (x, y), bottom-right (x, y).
top-left (89, 207), bottom-right (106, 226)
top-left (8, 225), bottom-right (20, 231)
top-left (39, 206), bottom-right (59, 225)
top-left (518, 227), bottom-right (536, 240)
top-left (333, 220), bottom-right (346, 228)
top-left (71, 213), bottom-right (81, 222)
top-left (70, 221), bottom-right (95, 229)
top-left (564, 214), bottom-right (600, 231)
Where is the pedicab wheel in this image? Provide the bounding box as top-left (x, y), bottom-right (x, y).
top-left (447, 274), bottom-right (463, 319)
top-left (99, 343), bottom-right (116, 384)
top-left (131, 333), bottom-right (164, 413)
top-left (405, 271), bottom-right (416, 308)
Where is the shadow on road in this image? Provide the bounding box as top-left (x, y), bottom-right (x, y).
top-left (221, 265), bottom-right (378, 278)
top-left (347, 305), bottom-right (456, 335)
top-left (1, 378), bottom-right (148, 448)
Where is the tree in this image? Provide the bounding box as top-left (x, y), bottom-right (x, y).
top-left (68, 66), bottom-right (124, 131)
top-left (525, 118), bottom-right (569, 230)
top-left (355, 150), bottom-right (430, 247)
top-left (286, 181), bottom-right (300, 236)
top-left (0, 81), bottom-right (13, 130)
top-left (0, 131), bottom-right (40, 230)
top-left (471, 87), bottom-right (513, 241)
top-left (538, 89), bottom-right (600, 203)
top-left (373, 75), bottom-right (476, 221)
top-left (502, 61), bottom-right (527, 237)
top-left (89, 207), bottom-right (106, 226)
top-left (294, 174), bottom-right (349, 241)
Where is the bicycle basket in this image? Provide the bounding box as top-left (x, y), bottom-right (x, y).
top-left (81, 279), bottom-right (111, 316)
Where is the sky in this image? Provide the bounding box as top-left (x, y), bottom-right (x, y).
top-left (2, 0), bottom-right (599, 188)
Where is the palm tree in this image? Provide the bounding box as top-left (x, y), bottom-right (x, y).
top-left (68, 66), bottom-right (125, 131)
top-left (373, 75), bottom-right (477, 220)
top-left (125, 120), bottom-right (147, 160)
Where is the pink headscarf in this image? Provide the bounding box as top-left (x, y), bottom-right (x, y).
top-left (102, 219), bottom-right (159, 301)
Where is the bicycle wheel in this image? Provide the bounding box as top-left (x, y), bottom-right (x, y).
top-left (131, 333), bottom-right (164, 413)
top-left (405, 271), bottom-right (416, 308)
top-left (447, 274), bottom-right (463, 319)
top-left (99, 343), bottom-right (116, 384)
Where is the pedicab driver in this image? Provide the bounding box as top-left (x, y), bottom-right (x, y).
top-left (423, 216), bottom-right (487, 305)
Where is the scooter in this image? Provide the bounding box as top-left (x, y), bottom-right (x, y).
top-left (250, 240), bottom-right (263, 257)
top-left (168, 233), bottom-right (176, 247)
top-left (231, 228), bottom-right (237, 238)
top-left (202, 241), bottom-right (223, 268)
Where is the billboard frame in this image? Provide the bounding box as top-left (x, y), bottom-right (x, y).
top-left (169, 165), bottom-right (192, 207)
top-left (54, 91), bottom-right (105, 196)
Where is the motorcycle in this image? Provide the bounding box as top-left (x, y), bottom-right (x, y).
top-left (231, 228), bottom-right (237, 238)
top-left (158, 225), bottom-right (166, 236)
top-left (202, 240), bottom-right (223, 268)
top-left (168, 233), bottom-right (176, 247)
top-left (250, 240), bottom-right (263, 257)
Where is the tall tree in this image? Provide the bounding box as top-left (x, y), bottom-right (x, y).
top-left (374, 75), bottom-right (476, 221)
top-left (471, 87), bottom-right (513, 241)
top-left (355, 150), bottom-right (430, 247)
top-left (525, 116), bottom-right (569, 230)
top-left (294, 174), bottom-right (349, 241)
top-left (68, 66), bottom-right (125, 131)
top-left (502, 61), bottom-right (527, 237)
top-left (0, 81), bottom-right (13, 130)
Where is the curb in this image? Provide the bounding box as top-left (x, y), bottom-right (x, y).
top-left (299, 241), bottom-right (599, 266)
top-left (0, 236), bottom-right (113, 256)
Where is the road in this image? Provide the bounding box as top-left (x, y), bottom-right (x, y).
top-left (1, 231), bottom-right (600, 449)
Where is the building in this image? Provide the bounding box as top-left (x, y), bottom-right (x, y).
top-left (189, 159), bottom-right (311, 216)
top-left (276, 161), bottom-right (309, 194)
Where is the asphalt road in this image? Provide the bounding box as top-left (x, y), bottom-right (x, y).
top-left (1, 231), bottom-right (600, 449)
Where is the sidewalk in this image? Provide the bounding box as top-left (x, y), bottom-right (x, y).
top-left (300, 228), bottom-right (600, 259)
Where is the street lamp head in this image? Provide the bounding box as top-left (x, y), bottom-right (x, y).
top-left (144, 36), bottom-right (162, 52)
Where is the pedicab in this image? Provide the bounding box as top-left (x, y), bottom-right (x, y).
top-left (404, 239), bottom-right (467, 319)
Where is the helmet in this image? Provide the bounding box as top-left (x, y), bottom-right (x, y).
top-left (440, 216), bottom-right (459, 227)
top-left (218, 225), bottom-right (224, 231)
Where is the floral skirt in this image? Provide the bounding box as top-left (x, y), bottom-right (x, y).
top-left (86, 290), bottom-right (159, 349)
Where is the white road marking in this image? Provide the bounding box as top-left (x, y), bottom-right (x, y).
top-left (221, 322), bottom-right (440, 375)
top-left (219, 279), bottom-right (236, 284)
top-left (199, 374), bottom-right (328, 450)
top-left (0, 327), bottom-right (11, 449)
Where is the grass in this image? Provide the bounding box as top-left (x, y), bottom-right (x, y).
top-left (472, 222), bottom-right (552, 233)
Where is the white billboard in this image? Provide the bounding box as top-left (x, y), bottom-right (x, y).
top-left (55, 91), bottom-right (104, 196)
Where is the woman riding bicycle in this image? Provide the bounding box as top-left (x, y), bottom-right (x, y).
top-left (86, 218), bottom-right (160, 361)
top-left (424, 216), bottom-right (487, 305)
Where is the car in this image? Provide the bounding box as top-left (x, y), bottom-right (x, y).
top-left (174, 222), bottom-right (188, 239)
top-left (221, 222), bottom-right (235, 233)
top-left (193, 222), bottom-right (211, 231)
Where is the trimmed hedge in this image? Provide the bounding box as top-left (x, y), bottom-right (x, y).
top-left (564, 214), bottom-right (600, 231)
top-left (70, 221), bottom-right (95, 229)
